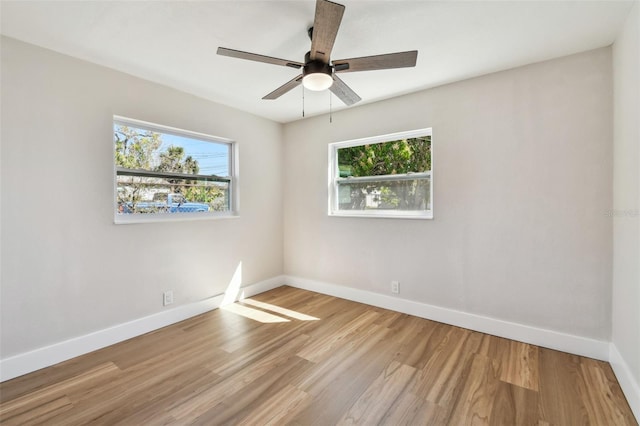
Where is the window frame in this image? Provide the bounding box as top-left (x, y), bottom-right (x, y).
top-left (328, 128), bottom-right (433, 220)
top-left (113, 116), bottom-right (238, 224)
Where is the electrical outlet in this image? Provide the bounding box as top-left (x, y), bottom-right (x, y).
top-left (163, 290), bottom-right (174, 306)
top-left (391, 281), bottom-right (400, 294)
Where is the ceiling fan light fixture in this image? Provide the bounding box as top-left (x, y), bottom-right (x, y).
top-left (302, 59), bottom-right (333, 91)
top-left (302, 72), bottom-right (333, 91)
top-left (217, 0), bottom-right (417, 106)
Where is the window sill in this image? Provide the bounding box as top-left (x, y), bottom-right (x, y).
top-left (329, 211), bottom-right (433, 220)
top-left (114, 211), bottom-right (239, 225)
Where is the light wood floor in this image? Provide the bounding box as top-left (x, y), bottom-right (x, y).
top-left (0, 286), bottom-right (636, 425)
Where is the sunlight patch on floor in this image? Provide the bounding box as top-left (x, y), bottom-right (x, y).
top-left (242, 298), bottom-right (320, 321)
top-left (221, 303), bottom-right (290, 323)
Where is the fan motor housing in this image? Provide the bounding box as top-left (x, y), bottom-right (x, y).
top-left (303, 51), bottom-right (332, 77)
top-left (303, 60), bottom-right (332, 78)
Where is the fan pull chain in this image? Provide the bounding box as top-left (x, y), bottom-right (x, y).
top-left (302, 86), bottom-right (305, 118)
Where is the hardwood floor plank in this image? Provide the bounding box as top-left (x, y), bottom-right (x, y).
top-left (385, 315), bottom-right (437, 368)
top-left (219, 321), bottom-right (289, 354)
top-left (76, 365), bottom-right (215, 424)
top-left (196, 356), bottom-right (314, 425)
top-left (371, 310), bottom-right (404, 328)
top-left (500, 340), bottom-right (539, 391)
top-left (296, 310), bottom-right (380, 362)
top-left (106, 324), bottom-right (190, 370)
top-left (337, 361), bottom-right (416, 425)
top-left (378, 390), bottom-right (446, 425)
top-left (477, 334), bottom-right (510, 361)
top-left (289, 326), bottom-right (399, 424)
top-left (578, 358), bottom-right (638, 426)
top-left (537, 347), bottom-right (590, 425)
top-left (107, 368), bottom-right (220, 426)
top-left (409, 327), bottom-right (481, 407)
top-left (0, 362), bottom-right (119, 419)
top-left (44, 341), bottom-right (226, 425)
top-left (236, 384), bottom-right (309, 426)
top-left (444, 354), bottom-right (501, 425)
top-left (251, 286), bottom-right (317, 310)
top-left (489, 382), bottom-right (540, 426)
top-left (0, 287), bottom-right (635, 425)
top-left (169, 333), bottom-right (310, 423)
top-left (210, 326), bottom-right (308, 376)
top-left (0, 359), bottom-right (105, 403)
top-left (292, 322), bottom-right (392, 394)
top-left (0, 395), bottom-right (73, 426)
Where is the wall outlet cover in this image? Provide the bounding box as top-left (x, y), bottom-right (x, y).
top-left (163, 291), bottom-right (174, 306)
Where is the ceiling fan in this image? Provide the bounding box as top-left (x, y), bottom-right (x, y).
top-left (217, 0), bottom-right (418, 106)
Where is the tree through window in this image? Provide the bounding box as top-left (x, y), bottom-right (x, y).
top-left (114, 117), bottom-right (235, 221)
top-left (329, 129), bottom-right (432, 218)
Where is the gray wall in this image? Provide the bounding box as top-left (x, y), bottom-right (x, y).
top-left (612, 1), bottom-right (640, 395)
top-left (0, 37), bottom-right (284, 358)
top-left (283, 48), bottom-right (613, 340)
top-left (0, 35), bottom-right (625, 373)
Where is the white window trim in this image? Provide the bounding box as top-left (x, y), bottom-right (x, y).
top-left (113, 116), bottom-right (239, 224)
top-left (328, 128), bottom-right (433, 220)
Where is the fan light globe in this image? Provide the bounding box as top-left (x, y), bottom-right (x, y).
top-left (303, 72), bottom-right (333, 91)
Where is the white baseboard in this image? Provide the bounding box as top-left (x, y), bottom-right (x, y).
top-left (283, 275), bottom-right (610, 361)
top-left (610, 343), bottom-right (640, 421)
top-left (1, 273), bottom-right (622, 396)
top-left (0, 275), bottom-right (285, 382)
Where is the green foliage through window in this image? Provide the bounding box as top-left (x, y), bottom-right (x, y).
top-left (338, 136), bottom-right (431, 177)
top-left (331, 132), bottom-right (432, 217)
top-left (114, 120), bottom-right (232, 216)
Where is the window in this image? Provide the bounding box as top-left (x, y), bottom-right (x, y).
top-left (114, 116), bottom-right (236, 223)
top-left (329, 129), bottom-right (432, 219)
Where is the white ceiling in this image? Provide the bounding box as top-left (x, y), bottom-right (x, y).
top-left (0, 0), bottom-right (635, 123)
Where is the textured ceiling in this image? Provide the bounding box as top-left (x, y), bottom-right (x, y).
top-left (1, 0), bottom-right (635, 123)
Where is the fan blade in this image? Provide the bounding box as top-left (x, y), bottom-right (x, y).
top-left (217, 47), bottom-right (303, 69)
top-left (330, 74), bottom-right (361, 106)
top-left (310, 0), bottom-right (345, 62)
top-left (333, 50), bottom-right (418, 73)
top-left (263, 74), bottom-right (304, 100)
